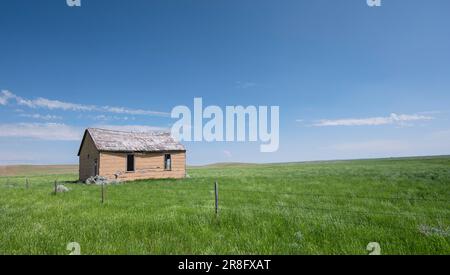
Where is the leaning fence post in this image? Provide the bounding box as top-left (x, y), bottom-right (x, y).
top-left (214, 181), bottom-right (219, 216)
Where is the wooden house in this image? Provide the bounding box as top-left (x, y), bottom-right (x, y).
top-left (77, 128), bottom-right (186, 181)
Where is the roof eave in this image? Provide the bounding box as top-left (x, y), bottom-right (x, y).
top-left (98, 149), bottom-right (187, 154)
top-left (77, 129), bottom-right (100, 156)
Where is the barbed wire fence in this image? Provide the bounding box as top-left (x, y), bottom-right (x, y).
top-left (1, 177), bottom-right (449, 228)
top-left (96, 180), bottom-right (450, 228)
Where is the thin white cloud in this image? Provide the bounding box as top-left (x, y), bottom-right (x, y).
top-left (312, 113), bottom-right (434, 127)
top-left (236, 81), bottom-right (257, 89)
top-left (0, 90), bottom-right (169, 117)
top-left (0, 122), bottom-right (169, 142)
top-left (0, 90), bottom-right (14, 105)
top-left (417, 110), bottom-right (448, 115)
top-left (19, 113), bottom-right (62, 120)
top-left (94, 124), bottom-right (169, 133)
top-left (87, 114), bottom-right (135, 121)
top-left (0, 123), bottom-right (82, 141)
top-left (101, 106), bottom-right (167, 116)
top-left (16, 96), bottom-right (95, 111)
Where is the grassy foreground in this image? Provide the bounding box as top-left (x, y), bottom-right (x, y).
top-left (0, 156), bottom-right (449, 255)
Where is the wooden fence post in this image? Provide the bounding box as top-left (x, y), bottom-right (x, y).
top-left (54, 180), bottom-right (57, 195)
top-left (101, 182), bottom-right (105, 203)
top-left (214, 181), bottom-right (219, 216)
top-left (26, 178), bottom-right (29, 189)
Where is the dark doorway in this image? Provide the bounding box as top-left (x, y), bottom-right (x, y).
top-left (127, 154), bottom-right (135, 172)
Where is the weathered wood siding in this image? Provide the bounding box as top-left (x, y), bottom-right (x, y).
top-left (99, 151), bottom-right (186, 181)
top-left (79, 133), bottom-right (100, 181)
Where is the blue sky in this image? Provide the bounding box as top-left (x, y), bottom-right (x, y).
top-left (1, 0), bottom-right (450, 165)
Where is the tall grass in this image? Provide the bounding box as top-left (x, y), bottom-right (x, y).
top-left (0, 157), bottom-right (449, 254)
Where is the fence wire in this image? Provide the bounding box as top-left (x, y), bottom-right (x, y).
top-left (1, 178), bottom-right (449, 224)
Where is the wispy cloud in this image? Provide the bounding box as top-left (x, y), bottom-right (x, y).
top-left (0, 123), bottom-right (82, 141)
top-left (236, 81), bottom-right (257, 89)
top-left (0, 90), bottom-right (169, 117)
top-left (0, 122), bottom-right (169, 141)
top-left (0, 90), bottom-right (14, 105)
top-left (312, 113), bottom-right (434, 127)
top-left (94, 124), bottom-right (169, 133)
top-left (417, 110), bottom-right (447, 115)
top-left (19, 113), bottom-right (62, 120)
top-left (87, 114), bottom-right (135, 121)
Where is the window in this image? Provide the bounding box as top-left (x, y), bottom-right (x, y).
top-left (93, 159), bottom-right (98, 176)
top-left (127, 154), bottom-right (135, 172)
top-left (164, 154), bottom-right (172, 171)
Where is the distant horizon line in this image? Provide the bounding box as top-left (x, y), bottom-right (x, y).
top-left (1, 154), bottom-right (449, 168)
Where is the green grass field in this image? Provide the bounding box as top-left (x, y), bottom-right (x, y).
top-left (0, 156), bottom-right (449, 255)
